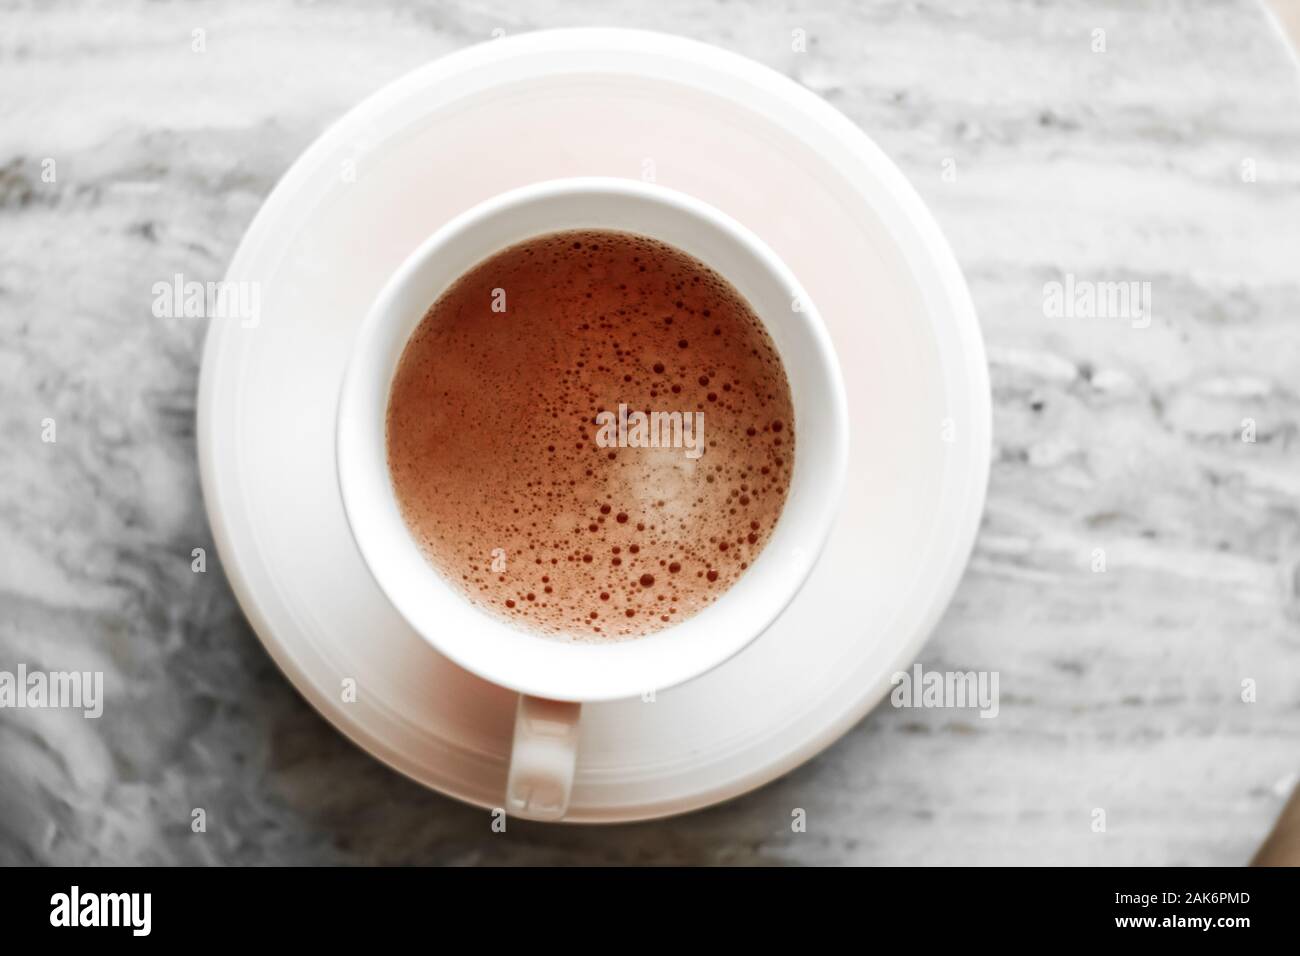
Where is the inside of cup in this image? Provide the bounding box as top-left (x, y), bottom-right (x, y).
top-left (336, 178), bottom-right (848, 702)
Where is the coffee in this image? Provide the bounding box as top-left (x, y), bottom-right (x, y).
top-left (386, 229), bottom-right (795, 639)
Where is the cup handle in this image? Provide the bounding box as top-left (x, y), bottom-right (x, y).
top-left (505, 695), bottom-right (581, 821)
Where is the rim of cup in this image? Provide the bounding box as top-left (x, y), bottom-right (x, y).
top-left (336, 177), bottom-right (849, 702)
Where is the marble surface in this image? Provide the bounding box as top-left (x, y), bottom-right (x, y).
top-left (1, 0), bottom-right (1298, 866)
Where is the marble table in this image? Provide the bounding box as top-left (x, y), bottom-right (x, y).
top-left (1, 0), bottom-right (1297, 865)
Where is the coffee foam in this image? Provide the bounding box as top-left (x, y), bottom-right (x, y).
top-left (386, 229), bottom-right (795, 640)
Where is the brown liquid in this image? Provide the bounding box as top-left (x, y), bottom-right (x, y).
top-left (386, 229), bottom-right (794, 639)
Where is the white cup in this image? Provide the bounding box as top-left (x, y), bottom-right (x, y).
top-left (337, 177), bottom-right (848, 820)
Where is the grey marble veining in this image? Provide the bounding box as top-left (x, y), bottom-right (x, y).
top-left (1, 0), bottom-right (1298, 865)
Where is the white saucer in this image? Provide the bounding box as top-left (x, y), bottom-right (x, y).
top-left (197, 29), bottom-right (990, 822)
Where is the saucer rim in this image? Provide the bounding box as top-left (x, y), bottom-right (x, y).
top-left (197, 27), bottom-right (991, 823)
